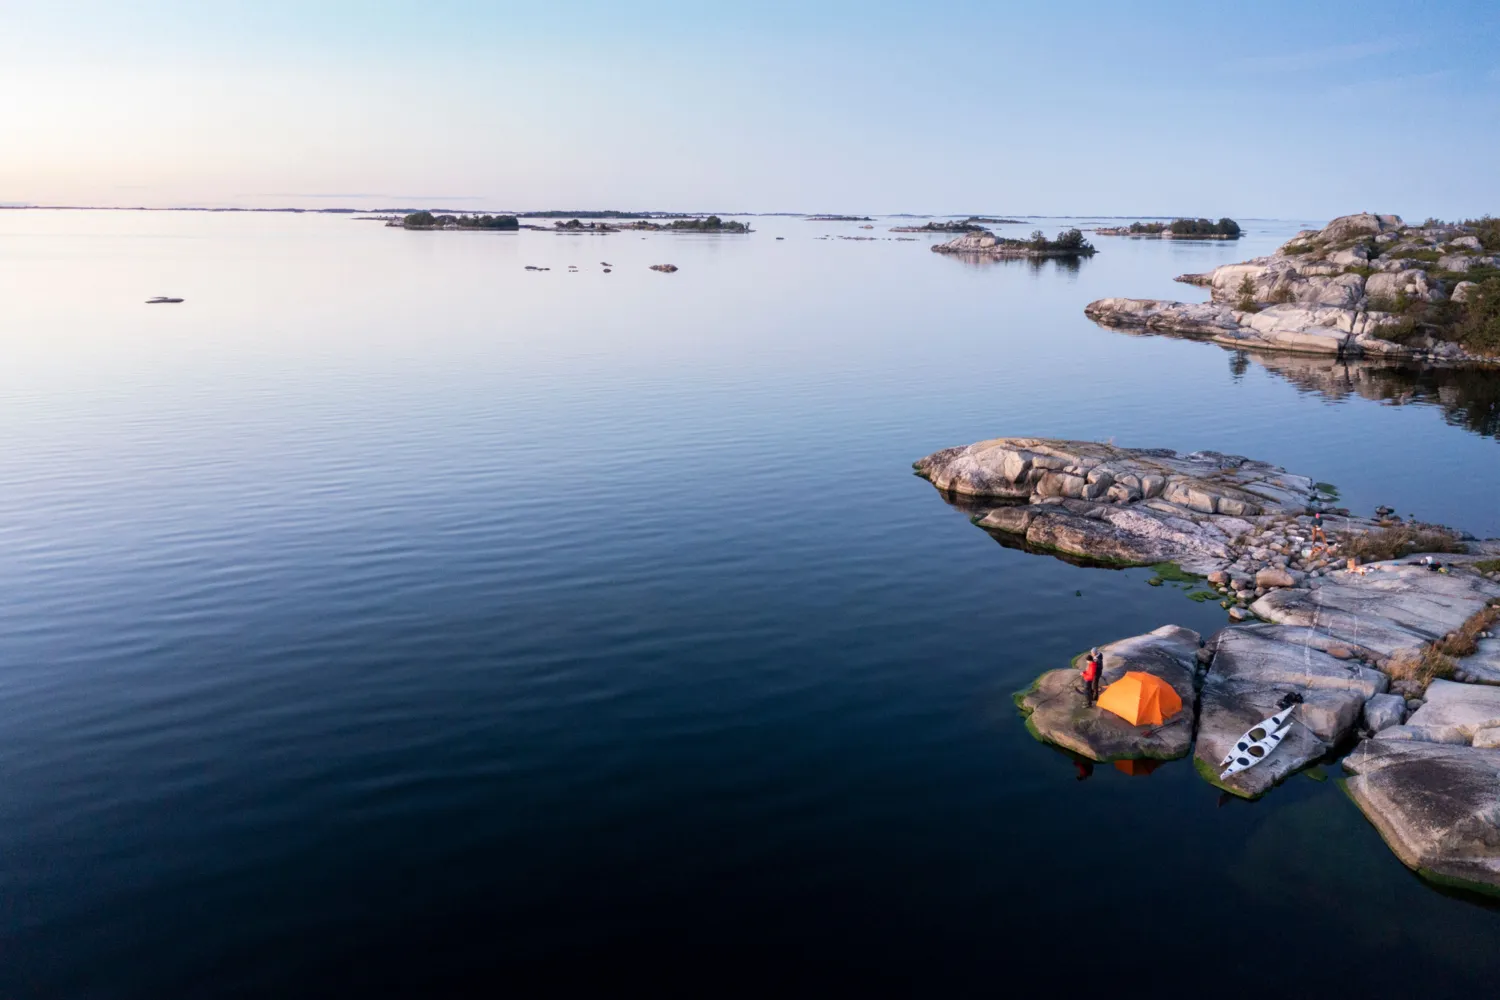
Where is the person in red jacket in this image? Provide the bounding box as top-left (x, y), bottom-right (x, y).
top-left (1081, 648), bottom-right (1102, 706)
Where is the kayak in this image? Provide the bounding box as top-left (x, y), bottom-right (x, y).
top-left (146, 296), bottom-right (184, 304)
top-left (1218, 707), bottom-right (1296, 779)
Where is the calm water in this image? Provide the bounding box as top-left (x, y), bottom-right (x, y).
top-left (2, 211), bottom-right (1498, 996)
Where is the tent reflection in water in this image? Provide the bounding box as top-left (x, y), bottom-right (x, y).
top-left (1113, 758), bottom-right (1164, 777)
top-left (1095, 671), bottom-right (1182, 727)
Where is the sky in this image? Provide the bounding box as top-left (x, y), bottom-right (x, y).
top-left (3, 0), bottom-right (1499, 219)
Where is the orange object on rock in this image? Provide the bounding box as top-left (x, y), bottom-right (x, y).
top-left (1096, 671), bottom-right (1182, 727)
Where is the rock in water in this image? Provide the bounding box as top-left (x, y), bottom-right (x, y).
top-left (1084, 213), bottom-right (1499, 363)
top-left (1343, 739), bottom-right (1500, 893)
top-left (1016, 626), bottom-right (1200, 762)
top-left (649, 264), bottom-right (679, 273)
top-left (1195, 624), bottom-right (1387, 797)
top-left (914, 437), bottom-right (1313, 572)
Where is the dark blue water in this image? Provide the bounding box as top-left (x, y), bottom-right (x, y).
top-left (2, 212), bottom-right (1497, 996)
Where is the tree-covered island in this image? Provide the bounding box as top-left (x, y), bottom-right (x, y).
top-left (1095, 218), bottom-right (1241, 239)
top-left (397, 211), bottom-right (519, 230)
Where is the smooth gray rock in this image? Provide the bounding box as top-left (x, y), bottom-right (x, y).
top-left (1457, 636), bottom-right (1500, 685)
top-left (1343, 739), bottom-right (1500, 893)
top-left (1016, 626), bottom-right (1200, 762)
top-left (1195, 624), bottom-right (1386, 797)
top-left (1251, 567), bottom-right (1500, 661)
top-left (1396, 679), bottom-right (1500, 745)
top-left (914, 438), bottom-right (1312, 572)
top-left (1363, 692), bottom-right (1408, 733)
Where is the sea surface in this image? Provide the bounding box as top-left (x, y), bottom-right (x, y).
top-left (2, 210), bottom-right (1498, 997)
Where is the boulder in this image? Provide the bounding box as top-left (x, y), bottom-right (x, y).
top-left (1343, 739), bottom-right (1500, 893)
top-left (1255, 567), bottom-right (1297, 589)
top-left (1451, 235), bottom-right (1482, 250)
top-left (1392, 679), bottom-right (1500, 745)
top-left (1451, 281), bottom-right (1479, 304)
top-left (1367, 269), bottom-right (1436, 303)
top-left (1319, 212), bottom-right (1403, 243)
top-left (1195, 624), bottom-right (1387, 797)
top-left (1363, 692), bottom-right (1407, 733)
top-left (1017, 626), bottom-right (1200, 762)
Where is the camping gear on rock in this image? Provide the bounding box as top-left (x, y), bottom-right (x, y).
top-left (1218, 707), bottom-right (1296, 779)
top-left (1095, 671), bottom-right (1182, 727)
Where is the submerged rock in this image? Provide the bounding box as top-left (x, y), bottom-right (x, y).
top-left (1017, 626), bottom-right (1200, 762)
top-left (1343, 739), bottom-right (1500, 894)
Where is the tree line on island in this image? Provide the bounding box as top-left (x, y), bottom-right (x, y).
top-left (402, 211), bottom-right (518, 230)
top-left (1095, 218), bottom-right (1241, 238)
top-left (399, 211), bottom-right (750, 233)
top-left (1025, 228), bottom-right (1095, 253)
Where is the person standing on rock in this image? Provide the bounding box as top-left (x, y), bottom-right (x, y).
top-left (1310, 510), bottom-right (1329, 552)
top-left (1082, 648), bottom-right (1102, 707)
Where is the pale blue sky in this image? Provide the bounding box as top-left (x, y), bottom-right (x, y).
top-left (3, 0), bottom-right (1498, 218)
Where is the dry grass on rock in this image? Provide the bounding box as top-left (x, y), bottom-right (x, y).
top-left (1386, 601), bottom-right (1500, 693)
top-left (1338, 524), bottom-right (1468, 563)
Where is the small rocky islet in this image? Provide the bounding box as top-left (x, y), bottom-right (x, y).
top-left (1086, 212), bottom-right (1500, 362)
top-left (917, 435), bottom-right (1500, 895)
top-left (931, 227), bottom-right (1096, 260)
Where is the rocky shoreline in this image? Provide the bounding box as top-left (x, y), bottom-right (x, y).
top-left (1085, 213), bottom-right (1500, 364)
top-left (917, 435), bottom-right (1500, 894)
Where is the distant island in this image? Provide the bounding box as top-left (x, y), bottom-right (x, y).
top-left (551, 218), bottom-right (619, 233)
top-left (1094, 217), bottom-right (1241, 239)
top-left (806, 215), bottom-right (872, 222)
top-left (932, 227), bottom-right (1096, 259)
top-left (525, 210), bottom-right (641, 219)
top-left (621, 216), bottom-right (752, 233)
top-left (396, 211), bottom-right (519, 230)
top-left (892, 216), bottom-right (1025, 233)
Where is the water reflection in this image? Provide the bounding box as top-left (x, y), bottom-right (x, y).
top-left (936, 252), bottom-right (1087, 275)
top-left (1105, 325), bottom-right (1500, 442)
top-left (1246, 352), bottom-right (1500, 442)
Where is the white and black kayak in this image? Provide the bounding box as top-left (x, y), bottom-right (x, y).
top-left (1218, 707), bottom-right (1296, 779)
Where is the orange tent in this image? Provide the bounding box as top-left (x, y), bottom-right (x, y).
top-left (1096, 671), bottom-right (1182, 727)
